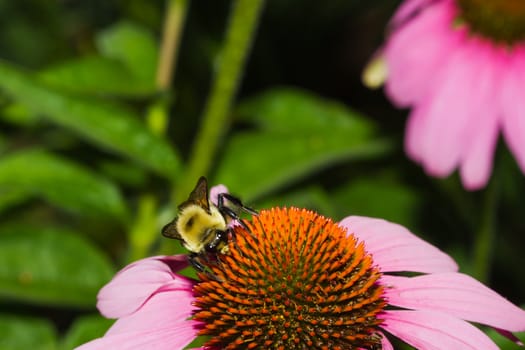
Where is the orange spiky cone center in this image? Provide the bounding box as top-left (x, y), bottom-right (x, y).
top-left (193, 207), bottom-right (386, 349)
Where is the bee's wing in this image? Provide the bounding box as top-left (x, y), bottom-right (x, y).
top-left (164, 177), bottom-right (211, 240)
top-left (179, 176), bottom-right (210, 213)
top-left (161, 219), bottom-right (183, 240)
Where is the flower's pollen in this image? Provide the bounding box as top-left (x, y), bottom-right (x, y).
top-left (193, 207), bottom-right (386, 349)
top-left (457, 0), bottom-right (525, 44)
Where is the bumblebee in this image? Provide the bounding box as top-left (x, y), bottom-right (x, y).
top-left (162, 176), bottom-right (257, 272)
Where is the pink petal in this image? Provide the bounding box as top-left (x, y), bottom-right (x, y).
top-left (77, 290), bottom-right (200, 349)
top-left (339, 216), bottom-right (458, 273)
top-left (390, 0), bottom-right (437, 28)
top-left (385, 0), bottom-right (459, 107)
top-left (403, 48), bottom-right (471, 171)
top-left (210, 184), bottom-right (229, 205)
top-left (381, 310), bottom-right (498, 350)
top-left (105, 288), bottom-right (196, 336)
top-left (97, 255), bottom-right (192, 318)
top-left (458, 41), bottom-right (502, 190)
top-left (407, 35), bottom-right (489, 179)
top-left (501, 45), bottom-right (525, 174)
top-left (116, 255), bottom-right (188, 276)
top-left (404, 101), bottom-right (426, 163)
top-left (458, 110), bottom-right (499, 190)
top-left (382, 273), bottom-right (525, 332)
top-left (75, 323), bottom-right (198, 350)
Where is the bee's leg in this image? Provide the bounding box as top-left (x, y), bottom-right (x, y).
top-left (188, 253), bottom-right (207, 273)
top-left (217, 193), bottom-right (258, 216)
top-left (217, 193), bottom-right (257, 233)
top-left (225, 227), bottom-right (245, 258)
top-left (190, 253), bottom-right (224, 282)
top-left (217, 204), bottom-right (252, 233)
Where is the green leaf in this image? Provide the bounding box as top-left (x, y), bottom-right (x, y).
top-left (236, 87), bottom-right (367, 133)
top-left (216, 133), bottom-right (389, 201)
top-left (215, 88), bottom-right (391, 200)
top-left (257, 185), bottom-right (338, 218)
top-left (98, 160), bottom-right (149, 188)
top-left (0, 149), bottom-right (128, 220)
top-left (0, 61), bottom-right (181, 178)
top-left (486, 327), bottom-right (524, 350)
top-left (1, 102), bottom-right (40, 126)
top-left (0, 188), bottom-right (29, 214)
top-left (96, 21), bottom-right (158, 85)
top-left (38, 56), bottom-right (155, 96)
top-left (332, 175), bottom-right (420, 224)
top-left (0, 223), bottom-right (115, 307)
top-left (35, 21), bottom-right (159, 97)
top-left (0, 314), bottom-right (56, 350)
top-left (60, 314), bottom-right (113, 350)
top-left (0, 133), bottom-right (6, 153)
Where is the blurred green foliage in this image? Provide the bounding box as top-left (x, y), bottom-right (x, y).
top-left (0, 0), bottom-right (524, 349)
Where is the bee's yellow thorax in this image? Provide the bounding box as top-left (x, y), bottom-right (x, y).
top-left (176, 204), bottom-right (226, 253)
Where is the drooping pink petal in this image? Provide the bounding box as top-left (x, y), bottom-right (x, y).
top-left (382, 273), bottom-right (525, 332)
top-left (404, 100), bottom-right (426, 164)
top-left (458, 40), bottom-right (502, 190)
top-left (501, 45), bottom-right (525, 174)
top-left (339, 216), bottom-right (458, 273)
top-left (403, 35), bottom-right (470, 171)
top-left (385, 0), bottom-right (459, 107)
top-left (75, 322), bottom-right (199, 350)
top-left (105, 288), bottom-right (197, 336)
top-left (381, 310), bottom-right (498, 350)
top-left (458, 107), bottom-right (499, 190)
top-left (97, 255), bottom-right (191, 318)
top-left (407, 34), bottom-right (491, 179)
top-left (77, 288), bottom-right (199, 348)
top-left (210, 184), bottom-right (229, 205)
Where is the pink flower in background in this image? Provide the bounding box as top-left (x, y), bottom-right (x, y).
top-left (381, 0), bottom-right (525, 190)
top-left (76, 208), bottom-right (525, 349)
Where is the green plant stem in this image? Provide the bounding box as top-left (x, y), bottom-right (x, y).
top-left (128, 195), bottom-right (158, 263)
top-left (160, 0), bottom-right (265, 255)
top-left (130, 0), bottom-right (189, 261)
top-left (472, 180), bottom-right (498, 283)
top-left (147, 0), bottom-right (190, 136)
top-left (174, 0), bottom-right (265, 204)
top-left (156, 0), bottom-right (189, 91)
